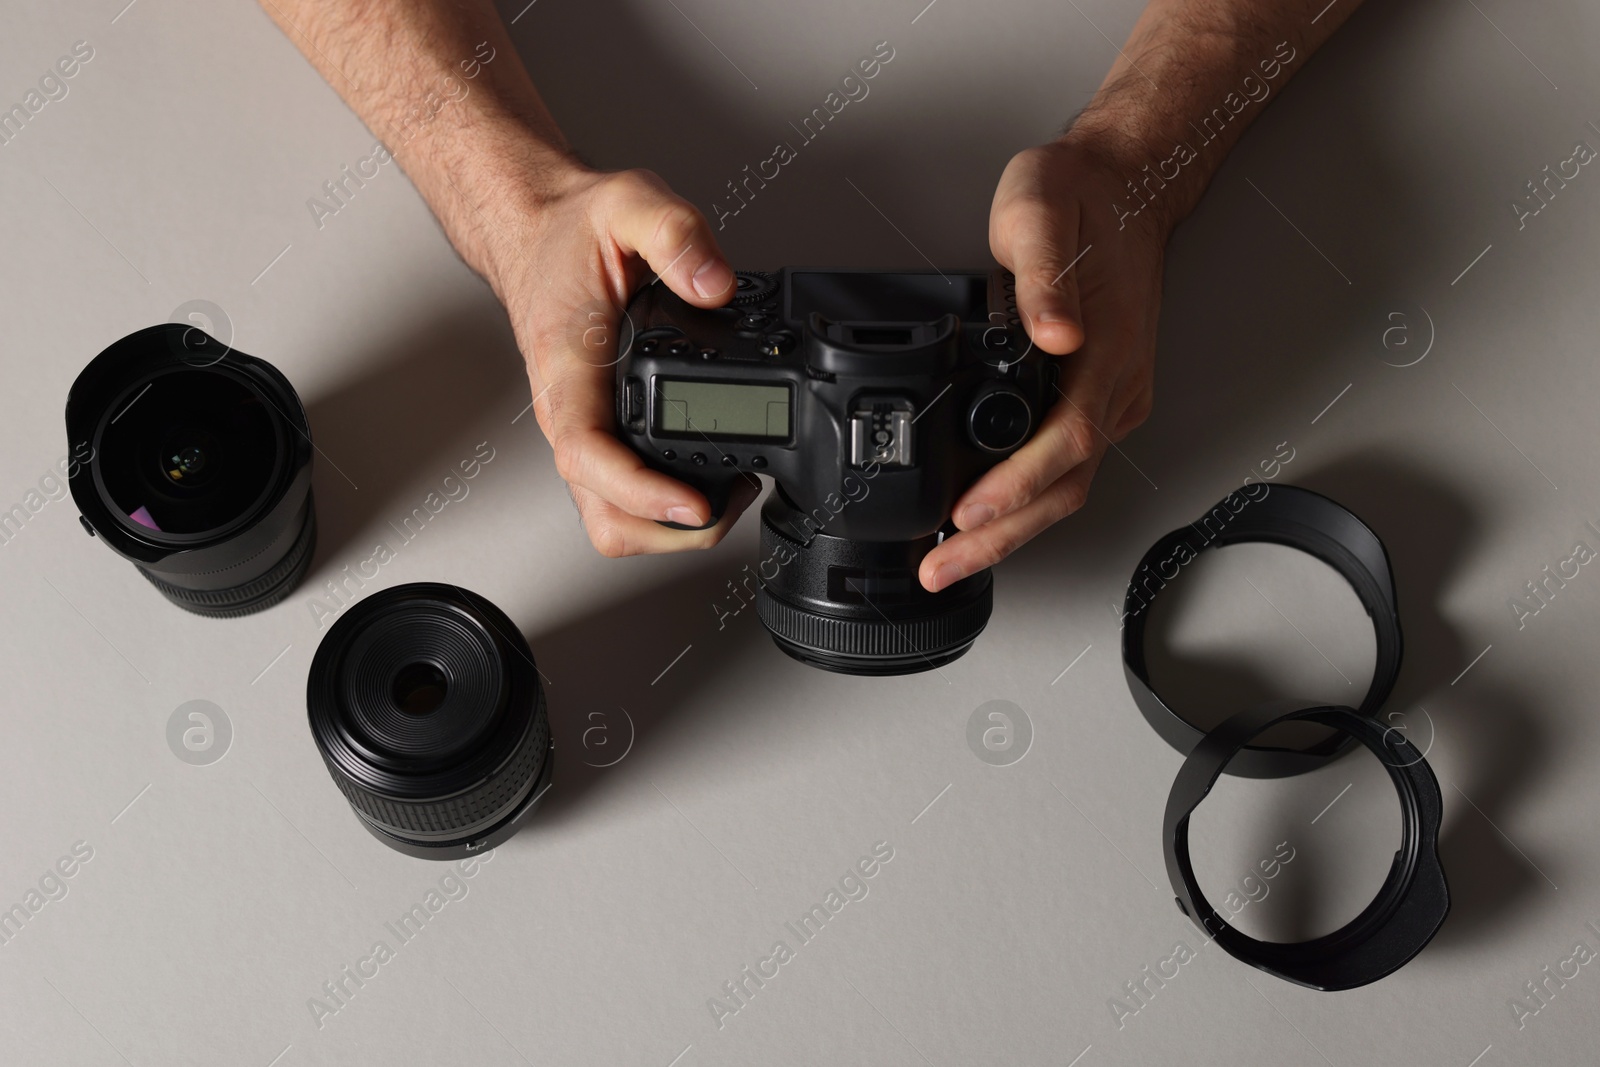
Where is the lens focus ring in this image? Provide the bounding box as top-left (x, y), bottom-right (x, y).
top-left (320, 693), bottom-right (548, 840)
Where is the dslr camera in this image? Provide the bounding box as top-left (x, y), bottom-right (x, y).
top-left (615, 268), bottom-right (1057, 675)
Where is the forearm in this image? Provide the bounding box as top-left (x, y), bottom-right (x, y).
top-left (1066, 0), bottom-right (1363, 233)
top-left (257, 0), bottom-right (577, 287)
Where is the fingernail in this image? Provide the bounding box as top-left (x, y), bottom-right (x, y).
top-left (1037, 311), bottom-right (1070, 324)
top-left (958, 503), bottom-right (995, 529)
top-left (931, 562), bottom-right (965, 591)
top-left (665, 506), bottom-right (704, 526)
top-left (692, 259), bottom-right (733, 300)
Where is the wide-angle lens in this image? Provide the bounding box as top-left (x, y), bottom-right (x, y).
top-left (66, 324), bottom-right (317, 617)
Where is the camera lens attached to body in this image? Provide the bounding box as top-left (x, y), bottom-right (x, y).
top-left (756, 489), bottom-right (993, 675)
top-left (66, 325), bottom-right (316, 617)
top-left (307, 583), bottom-right (552, 860)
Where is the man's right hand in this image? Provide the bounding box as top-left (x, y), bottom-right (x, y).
top-left (483, 165), bottom-right (761, 557)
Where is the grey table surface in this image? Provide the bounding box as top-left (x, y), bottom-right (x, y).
top-left (3, 0), bottom-right (1599, 1064)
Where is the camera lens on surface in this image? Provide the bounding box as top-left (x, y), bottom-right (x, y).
top-left (307, 583), bottom-right (552, 860)
top-left (755, 490), bottom-right (993, 676)
top-left (65, 324), bottom-right (316, 617)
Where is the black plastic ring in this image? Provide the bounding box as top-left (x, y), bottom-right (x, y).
top-left (1164, 702), bottom-right (1450, 990)
top-left (1121, 485), bottom-right (1403, 778)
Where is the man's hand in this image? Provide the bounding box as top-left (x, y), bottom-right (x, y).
top-left (261, 0), bottom-right (1361, 576)
top-left (486, 164), bottom-right (760, 557)
top-left (920, 136), bottom-right (1166, 592)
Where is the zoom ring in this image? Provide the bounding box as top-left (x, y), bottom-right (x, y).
top-left (327, 694), bottom-right (549, 839)
top-left (137, 506), bottom-right (317, 618)
top-left (755, 591), bottom-right (991, 659)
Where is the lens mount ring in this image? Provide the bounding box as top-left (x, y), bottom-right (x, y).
top-left (1164, 702), bottom-right (1449, 991)
top-left (1120, 484), bottom-right (1403, 778)
top-left (308, 583), bottom-right (551, 857)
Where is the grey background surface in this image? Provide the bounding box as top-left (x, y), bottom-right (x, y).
top-left (1, 0), bottom-right (1597, 1064)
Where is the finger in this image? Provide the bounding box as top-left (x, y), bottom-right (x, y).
top-left (920, 454), bottom-right (1104, 592)
top-left (1106, 381), bottom-right (1153, 443)
top-left (536, 365), bottom-right (715, 526)
top-left (991, 192), bottom-right (1086, 356)
top-left (949, 344), bottom-right (1117, 530)
top-left (570, 473), bottom-right (761, 557)
top-left (603, 169), bottom-right (735, 307)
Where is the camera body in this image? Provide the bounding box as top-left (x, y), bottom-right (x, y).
top-left (615, 268), bottom-right (1057, 675)
top-left (616, 268), bottom-right (1055, 539)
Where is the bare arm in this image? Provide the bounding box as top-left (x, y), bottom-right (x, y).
top-left (258, 0), bottom-right (569, 290)
top-left (260, 0), bottom-right (1363, 583)
top-left (1070, 0), bottom-right (1364, 234)
top-left (259, 0), bottom-right (754, 553)
top-left (921, 0), bottom-right (1365, 590)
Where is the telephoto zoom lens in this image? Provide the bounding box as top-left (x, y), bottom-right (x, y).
top-left (65, 324), bottom-right (316, 616)
top-left (307, 583), bottom-right (552, 859)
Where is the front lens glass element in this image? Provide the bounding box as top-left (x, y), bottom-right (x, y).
top-left (99, 369), bottom-right (279, 535)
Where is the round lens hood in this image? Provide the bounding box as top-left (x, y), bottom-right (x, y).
top-left (1121, 484), bottom-right (1403, 777)
top-left (65, 324), bottom-right (316, 617)
top-left (755, 490), bottom-right (992, 675)
top-left (1164, 702), bottom-right (1449, 990)
top-left (307, 583), bottom-right (552, 859)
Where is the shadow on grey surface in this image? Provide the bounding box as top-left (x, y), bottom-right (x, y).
top-left (505, 557), bottom-right (771, 836)
top-left (1296, 455), bottom-right (1557, 946)
top-left (1428, 679), bottom-right (1553, 954)
top-left (300, 306), bottom-right (527, 574)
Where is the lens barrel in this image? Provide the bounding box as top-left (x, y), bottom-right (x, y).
top-left (755, 490), bottom-right (993, 675)
top-left (307, 583), bottom-right (552, 859)
top-left (65, 325), bottom-right (316, 617)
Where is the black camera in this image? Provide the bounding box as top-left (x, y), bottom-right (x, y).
top-left (615, 268), bottom-right (1056, 675)
top-left (65, 325), bottom-right (317, 616)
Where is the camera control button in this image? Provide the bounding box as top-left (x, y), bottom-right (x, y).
top-left (639, 338), bottom-right (659, 355)
top-left (968, 387), bottom-right (1033, 453)
top-left (760, 330), bottom-right (798, 357)
top-left (722, 455), bottom-right (738, 467)
top-left (750, 456), bottom-right (767, 468)
top-left (740, 313), bottom-right (771, 330)
top-left (691, 452), bottom-right (707, 465)
top-left (699, 347), bottom-right (719, 360)
top-left (661, 450), bottom-right (677, 461)
top-left (669, 339), bottom-right (693, 356)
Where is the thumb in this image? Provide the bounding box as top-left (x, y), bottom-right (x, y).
top-left (993, 199), bottom-right (1086, 356)
top-left (603, 169), bottom-right (736, 307)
